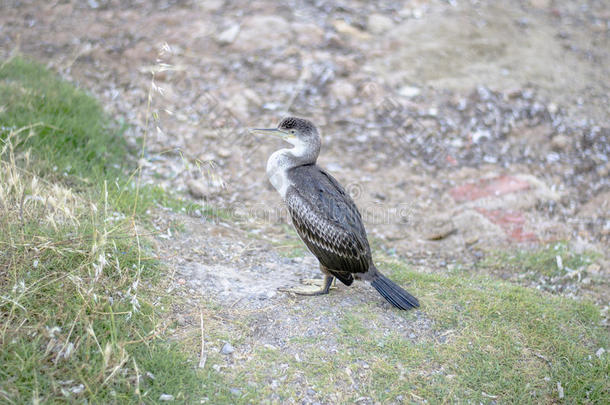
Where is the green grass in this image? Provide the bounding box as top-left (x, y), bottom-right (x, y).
top-left (188, 259), bottom-right (608, 404)
top-left (0, 56), bottom-right (128, 181)
top-left (0, 56), bottom-right (203, 218)
top-left (0, 56), bottom-right (212, 403)
top-left (477, 242), bottom-right (599, 279)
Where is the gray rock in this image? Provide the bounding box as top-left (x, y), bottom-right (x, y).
top-left (159, 394), bottom-right (175, 401)
top-left (293, 23), bottom-right (325, 47)
top-left (186, 179), bottom-right (211, 200)
top-left (198, 0), bottom-right (224, 11)
top-left (226, 93), bottom-right (249, 120)
top-left (332, 19), bottom-right (370, 41)
top-left (216, 24), bottom-right (240, 46)
top-left (330, 80), bottom-right (356, 103)
top-left (551, 134), bottom-right (570, 151)
top-left (367, 14), bottom-right (395, 34)
top-left (399, 86), bottom-right (421, 98)
top-left (232, 16), bottom-right (290, 51)
top-left (270, 63), bottom-right (299, 81)
top-left (530, 0), bottom-right (551, 9)
top-left (221, 342), bottom-right (235, 355)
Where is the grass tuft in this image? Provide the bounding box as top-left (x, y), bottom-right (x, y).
top-left (0, 56), bottom-right (207, 403)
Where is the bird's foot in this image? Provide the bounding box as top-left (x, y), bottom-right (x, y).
top-left (299, 278), bottom-right (336, 286)
top-left (278, 285), bottom-right (329, 296)
top-left (278, 275), bottom-right (335, 296)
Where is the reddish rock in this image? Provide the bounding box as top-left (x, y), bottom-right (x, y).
top-left (450, 175), bottom-right (531, 202)
top-left (445, 155), bottom-right (458, 166)
top-left (475, 208), bottom-right (537, 242)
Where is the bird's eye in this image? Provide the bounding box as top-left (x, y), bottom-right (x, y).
top-left (290, 130), bottom-right (295, 134)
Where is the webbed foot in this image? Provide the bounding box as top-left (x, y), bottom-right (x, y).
top-left (278, 275), bottom-right (335, 296)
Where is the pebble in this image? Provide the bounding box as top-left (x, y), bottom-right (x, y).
top-left (399, 86), bottom-right (421, 98)
top-left (159, 394), bottom-right (175, 401)
top-left (221, 342), bottom-right (235, 355)
top-left (217, 148), bottom-right (232, 158)
top-left (226, 93), bottom-right (250, 119)
top-left (232, 15), bottom-right (290, 51)
top-left (330, 80), bottom-right (356, 103)
top-left (551, 134), bottom-right (570, 150)
top-left (530, 0), bottom-right (551, 8)
top-left (270, 63), bottom-right (299, 81)
top-left (216, 24), bottom-right (240, 45)
top-left (293, 23), bottom-right (325, 47)
top-left (332, 20), bottom-right (371, 41)
top-left (367, 14), bottom-right (395, 34)
top-left (186, 179), bottom-right (211, 199)
top-left (351, 105), bottom-right (368, 118)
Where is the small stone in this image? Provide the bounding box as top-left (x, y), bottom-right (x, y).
top-left (233, 16), bottom-right (290, 51)
top-left (424, 216), bottom-right (457, 240)
top-left (557, 382), bottom-right (564, 399)
top-left (230, 388), bottom-right (241, 396)
top-left (270, 63), bottom-right (299, 80)
top-left (69, 384), bottom-right (85, 394)
top-left (226, 93), bottom-right (249, 119)
top-left (367, 14), bottom-right (395, 34)
top-left (551, 134), bottom-right (570, 150)
top-left (596, 347), bottom-right (605, 358)
top-left (334, 55), bottom-right (358, 76)
top-left (530, 0), bottom-right (551, 9)
top-left (217, 148), bottom-right (232, 158)
top-left (243, 89), bottom-right (262, 107)
top-left (330, 80), bottom-right (356, 103)
top-left (216, 24), bottom-right (240, 46)
top-left (399, 86), bottom-right (421, 98)
top-left (472, 129), bottom-right (491, 143)
top-left (332, 20), bottom-right (371, 41)
top-left (364, 162), bottom-right (378, 172)
top-left (221, 342), bottom-right (235, 355)
top-left (186, 179), bottom-right (211, 199)
top-left (351, 105), bottom-right (367, 118)
top-left (199, 0), bottom-right (224, 11)
top-left (159, 394), bottom-right (175, 401)
top-left (293, 23), bottom-right (325, 47)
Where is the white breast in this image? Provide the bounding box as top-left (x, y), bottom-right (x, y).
top-left (266, 149), bottom-right (292, 199)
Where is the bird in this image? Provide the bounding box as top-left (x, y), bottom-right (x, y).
top-left (250, 117), bottom-right (419, 310)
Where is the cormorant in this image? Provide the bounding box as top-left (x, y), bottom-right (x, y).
top-left (251, 117), bottom-right (419, 310)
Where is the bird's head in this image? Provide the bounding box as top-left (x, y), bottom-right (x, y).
top-left (250, 117), bottom-right (320, 149)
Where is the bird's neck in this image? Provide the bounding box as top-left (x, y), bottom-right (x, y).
top-left (268, 140), bottom-right (320, 171)
top-left (266, 141), bottom-right (320, 197)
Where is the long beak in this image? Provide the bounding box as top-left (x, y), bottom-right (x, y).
top-left (249, 128), bottom-right (287, 139)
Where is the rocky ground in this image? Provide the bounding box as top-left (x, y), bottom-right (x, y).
top-left (2, 0), bottom-right (609, 401)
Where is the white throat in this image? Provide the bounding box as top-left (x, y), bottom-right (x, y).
top-left (266, 138), bottom-right (318, 198)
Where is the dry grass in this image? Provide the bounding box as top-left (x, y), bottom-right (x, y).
top-left (0, 57), bottom-right (208, 403)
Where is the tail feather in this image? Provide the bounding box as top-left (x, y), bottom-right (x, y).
top-left (371, 274), bottom-right (419, 310)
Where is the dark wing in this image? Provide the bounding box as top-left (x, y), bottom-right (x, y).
top-left (285, 165), bottom-right (371, 283)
